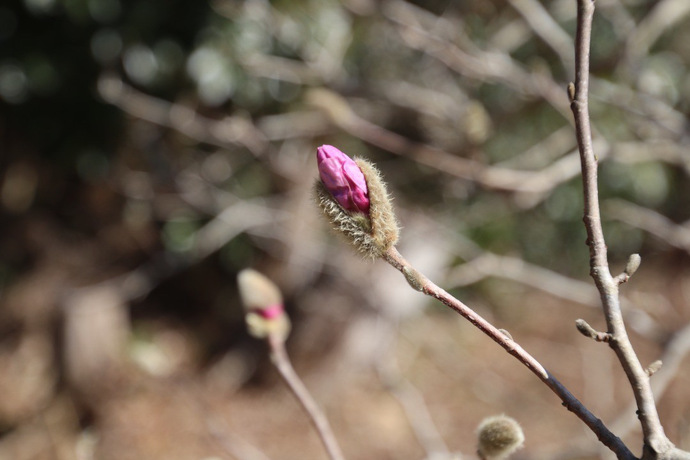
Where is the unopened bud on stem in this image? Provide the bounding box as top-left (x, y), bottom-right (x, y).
top-left (315, 145), bottom-right (399, 258)
top-left (237, 269), bottom-right (291, 341)
top-left (624, 254), bottom-right (641, 277)
top-left (477, 415), bottom-right (524, 459)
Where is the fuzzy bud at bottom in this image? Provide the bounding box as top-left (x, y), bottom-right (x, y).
top-left (477, 415), bottom-right (524, 460)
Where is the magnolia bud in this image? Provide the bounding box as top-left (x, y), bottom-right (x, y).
top-left (315, 146), bottom-right (399, 259)
top-left (317, 145), bottom-right (370, 214)
top-left (477, 415), bottom-right (524, 459)
top-left (237, 269), bottom-right (291, 341)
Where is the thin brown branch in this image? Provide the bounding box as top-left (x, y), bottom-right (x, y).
top-left (268, 336), bottom-right (345, 460)
top-left (571, 1), bottom-right (681, 457)
top-left (381, 246), bottom-right (635, 459)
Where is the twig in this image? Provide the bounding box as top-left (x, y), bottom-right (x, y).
top-left (381, 246), bottom-right (635, 459)
top-left (570, 1), bottom-right (685, 458)
top-left (267, 335), bottom-right (345, 460)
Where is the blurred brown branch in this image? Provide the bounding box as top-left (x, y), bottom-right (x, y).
top-left (98, 74), bottom-right (269, 156)
top-left (605, 199), bottom-right (690, 254)
top-left (382, 0), bottom-right (571, 119)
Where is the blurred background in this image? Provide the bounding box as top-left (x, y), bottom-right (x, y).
top-left (1, 0), bottom-right (690, 458)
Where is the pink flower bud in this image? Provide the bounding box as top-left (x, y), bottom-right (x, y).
top-left (238, 269), bottom-right (291, 341)
top-left (316, 145), bottom-right (370, 215)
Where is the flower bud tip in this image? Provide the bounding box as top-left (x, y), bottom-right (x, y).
top-left (317, 144), bottom-right (370, 214)
top-left (237, 269), bottom-right (283, 312)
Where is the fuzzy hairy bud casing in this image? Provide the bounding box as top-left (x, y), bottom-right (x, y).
top-left (315, 152), bottom-right (399, 258)
top-left (237, 269), bottom-right (291, 341)
top-left (477, 415), bottom-right (524, 459)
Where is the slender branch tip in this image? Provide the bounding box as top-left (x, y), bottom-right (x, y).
top-left (269, 338), bottom-right (345, 460)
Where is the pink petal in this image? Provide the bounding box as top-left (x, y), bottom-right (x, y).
top-left (316, 144), bottom-right (371, 215)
